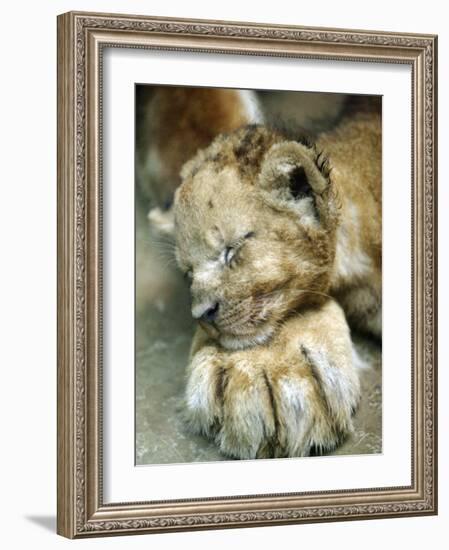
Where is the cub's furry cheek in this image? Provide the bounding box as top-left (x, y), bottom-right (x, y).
top-left (147, 206), bottom-right (175, 237)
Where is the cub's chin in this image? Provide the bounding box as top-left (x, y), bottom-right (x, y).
top-left (218, 324), bottom-right (276, 351)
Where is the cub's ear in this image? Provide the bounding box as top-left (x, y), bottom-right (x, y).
top-left (258, 141), bottom-right (334, 226)
top-left (147, 206), bottom-right (175, 237)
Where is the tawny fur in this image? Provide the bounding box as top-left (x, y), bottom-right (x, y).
top-left (145, 90), bottom-right (381, 459)
top-left (137, 87), bottom-right (262, 207)
top-left (136, 87), bottom-right (262, 307)
top-left (185, 300), bottom-right (359, 459)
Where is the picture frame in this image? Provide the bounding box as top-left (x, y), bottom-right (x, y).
top-left (57, 10), bottom-right (438, 538)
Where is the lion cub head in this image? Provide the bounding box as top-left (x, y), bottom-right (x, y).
top-left (173, 125), bottom-right (340, 350)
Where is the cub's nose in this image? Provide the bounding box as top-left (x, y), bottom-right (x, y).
top-left (192, 302), bottom-right (220, 323)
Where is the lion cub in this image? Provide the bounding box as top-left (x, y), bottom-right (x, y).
top-left (173, 111), bottom-right (381, 459)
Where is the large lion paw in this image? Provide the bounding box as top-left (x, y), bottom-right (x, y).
top-left (183, 333), bottom-right (360, 459)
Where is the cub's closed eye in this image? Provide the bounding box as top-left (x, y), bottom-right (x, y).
top-left (224, 247), bottom-right (235, 265)
top-left (223, 232), bottom-right (255, 267)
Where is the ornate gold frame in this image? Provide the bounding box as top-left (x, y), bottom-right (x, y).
top-left (57, 11), bottom-right (438, 538)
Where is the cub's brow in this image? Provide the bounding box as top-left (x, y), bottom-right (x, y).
top-left (229, 231), bottom-right (256, 247)
top-left (219, 231), bottom-right (256, 261)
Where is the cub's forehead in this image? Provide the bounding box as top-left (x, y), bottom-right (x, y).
top-left (176, 166), bottom-right (251, 221)
top-left (174, 166), bottom-right (258, 255)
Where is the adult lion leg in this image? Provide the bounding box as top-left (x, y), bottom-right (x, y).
top-left (184, 300), bottom-right (361, 459)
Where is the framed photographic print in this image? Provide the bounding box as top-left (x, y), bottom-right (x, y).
top-left (57, 11), bottom-right (438, 538)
